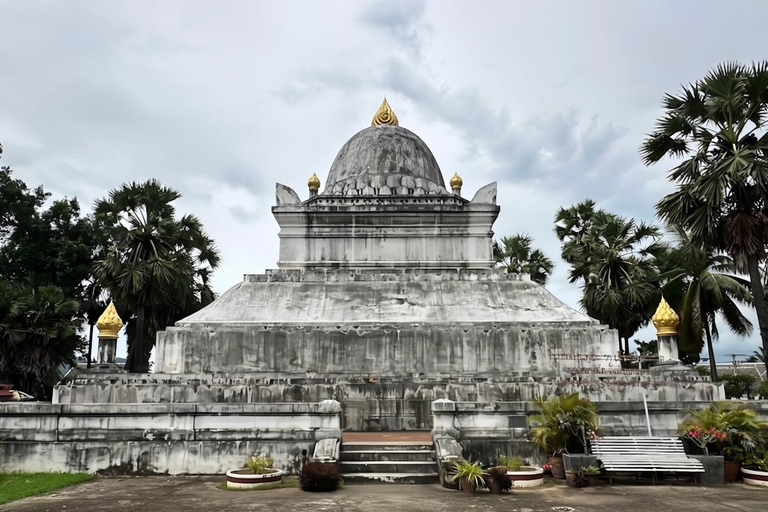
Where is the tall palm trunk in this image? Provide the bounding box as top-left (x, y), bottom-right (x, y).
top-left (703, 321), bottom-right (718, 382)
top-left (87, 322), bottom-right (94, 368)
top-left (747, 253), bottom-right (768, 363)
top-left (126, 306), bottom-right (147, 373)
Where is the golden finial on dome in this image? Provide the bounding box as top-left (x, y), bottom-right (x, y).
top-left (308, 172), bottom-right (321, 191)
top-left (96, 301), bottom-right (123, 339)
top-left (652, 296), bottom-right (679, 336)
top-left (450, 172), bottom-right (463, 190)
top-left (372, 98), bottom-right (399, 126)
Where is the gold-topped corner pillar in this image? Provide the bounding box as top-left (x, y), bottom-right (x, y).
top-left (308, 173), bottom-right (321, 199)
top-left (450, 172), bottom-right (463, 196)
top-left (651, 296), bottom-right (680, 366)
top-left (96, 301), bottom-right (123, 368)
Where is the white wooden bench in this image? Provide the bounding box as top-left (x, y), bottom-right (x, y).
top-left (590, 436), bottom-right (705, 484)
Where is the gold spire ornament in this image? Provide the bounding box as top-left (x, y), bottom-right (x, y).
top-left (96, 301), bottom-right (123, 339)
top-left (308, 172), bottom-right (321, 191)
top-left (652, 296), bottom-right (679, 336)
top-left (371, 98), bottom-right (399, 126)
top-left (450, 172), bottom-right (463, 189)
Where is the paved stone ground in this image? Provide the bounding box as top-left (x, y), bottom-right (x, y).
top-left (4, 477), bottom-right (767, 512)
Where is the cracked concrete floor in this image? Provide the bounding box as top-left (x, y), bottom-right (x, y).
top-left (3, 477), bottom-right (767, 512)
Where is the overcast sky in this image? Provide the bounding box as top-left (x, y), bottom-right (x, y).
top-left (2, 0), bottom-right (768, 363)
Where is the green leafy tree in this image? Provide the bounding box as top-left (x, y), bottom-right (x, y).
top-left (660, 228), bottom-right (753, 381)
top-left (493, 234), bottom-right (554, 285)
top-left (556, 200), bottom-right (662, 354)
top-left (0, 281), bottom-right (84, 399)
top-left (641, 61), bottom-right (768, 361)
top-left (94, 180), bottom-right (220, 372)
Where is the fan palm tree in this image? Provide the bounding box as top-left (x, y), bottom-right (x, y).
top-left (556, 201), bottom-right (662, 354)
top-left (641, 61), bottom-right (768, 361)
top-left (94, 180), bottom-right (220, 372)
top-left (493, 234), bottom-right (554, 285)
top-left (0, 281), bottom-right (83, 399)
top-left (660, 228), bottom-right (753, 381)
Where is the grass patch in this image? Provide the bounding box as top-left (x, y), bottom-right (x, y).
top-left (0, 473), bottom-right (94, 505)
top-left (216, 475), bottom-right (299, 491)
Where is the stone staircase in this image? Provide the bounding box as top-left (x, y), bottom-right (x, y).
top-left (340, 439), bottom-right (440, 484)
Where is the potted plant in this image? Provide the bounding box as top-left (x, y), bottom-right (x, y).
top-left (741, 453), bottom-right (768, 487)
top-left (486, 466), bottom-right (513, 494)
top-left (565, 467), bottom-right (587, 488)
top-left (500, 455), bottom-right (545, 488)
top-left (583, 465), bottom-right (601, 486)
top-left (299, 461), bottom-right (342, 492)
top-left (226, 455), bottom-right (283, 489)
top-left (678, 401), bottom-right (768, 484)
top-left (449, 460), bottom-right (487, 495)
top-left (529, 393), bottom-right (599, 480)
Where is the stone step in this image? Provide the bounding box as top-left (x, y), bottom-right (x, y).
top-left (342, 472), bottom-right (441, 485)
top-left (340, 460), bottom-right (438, 474)
top-left (340, 450), bottom-right (435, 462)
top-left (340, 442), bottom-right (433, 452)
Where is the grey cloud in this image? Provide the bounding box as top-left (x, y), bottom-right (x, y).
top-left (359, 0), bottom-right (429, 55)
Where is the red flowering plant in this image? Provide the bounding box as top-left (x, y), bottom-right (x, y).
top-left (678, 402), bottom-right (768, 457)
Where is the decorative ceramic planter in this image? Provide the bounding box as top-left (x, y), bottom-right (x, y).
top-left (226, 468), bottom-right (284, 489)
top-left (549, 456), bottom-right (565, 480)
top-left (507, 466), bottom-right (545, 488)
top-left (460, 477), bottom-right (477, 495)
top-left (723, 461), bottom-right (740, 483)
top-left (742, 467), bottom-right (768, 487)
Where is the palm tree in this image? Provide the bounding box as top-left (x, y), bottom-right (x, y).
top-left (641, 61), bottom-right (768, 361)
top-left (556, 201), bottom-right (662, 354)
top-left (746, 347), bottom-right (766, 363)
top-left (660, 228), bottom-right (753, 381)
top-left (493, 234), bottom-right (554, 285)
top-left (0, 281), bottom-right (83, 399)
top-left (94, 180), bottom-right (220, 373)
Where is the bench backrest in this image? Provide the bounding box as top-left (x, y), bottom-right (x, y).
top-left (591, 437), bottom-right (688, 457)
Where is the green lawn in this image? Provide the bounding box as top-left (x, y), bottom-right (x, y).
top-left (0, 473), bottom-right (94, 505)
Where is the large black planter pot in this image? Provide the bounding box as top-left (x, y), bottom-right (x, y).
top-left (690, 455), bottom-right (724, 485)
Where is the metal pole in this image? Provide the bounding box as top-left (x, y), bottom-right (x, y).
top-left (642, 393), bottom-right (652, 436)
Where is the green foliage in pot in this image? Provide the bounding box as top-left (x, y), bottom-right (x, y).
top-left (486, 466), bottom-right (513, 492)
top-left (449, 460), bottom-right (487, 489)
top-left (529, 393), bottom-right (599, 455)
top-left (247, 455), bottom-right (274, 474)
top-left (678, 401), bottom-right (768, 457)
top-left (742, 452), bottom-right (768, 471)
top-left (583, 465), bottom-right (601, 476)
top-left (299, 462), bottom-right (342, 492)
top-left (566, 467), bottom-right (587, 487)
top-left (497, 455), bottom-right (524, 471)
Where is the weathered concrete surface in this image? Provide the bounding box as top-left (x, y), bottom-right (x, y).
top-left (0, 401), bottom-right (341, 474)
top-left (323, 125), bottom-right (447, 193)
top-left (4, 477), bottom-right (767, 512)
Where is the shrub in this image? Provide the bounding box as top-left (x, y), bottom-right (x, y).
top-left (449, 460), bottom-right (487, 490)
top-left (583, 465), bottom-right (601, 475)
top-left (497, 455), bottom-right (524, 471)
top-left (758, 380), bottom-right (768, 400)
top-left (566, 467), bottom-right (587, 487)
top-left (529, 393), bottom-right (599, 455)
top-left (299, 462), bottom-right (342, 492)
top-left (246, 455), bottom-right (274, 474)
top-left (678, 401), bottom-right (768, 456)
top-left (486, 466), bottom-right (513, 492)
top-left (721, 375), bottom-right (756, 399)
top-left (694, 366), bottom-right (710, 376)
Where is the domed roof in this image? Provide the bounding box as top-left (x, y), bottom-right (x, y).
top-left (323, 125), bottom-right (449, 196)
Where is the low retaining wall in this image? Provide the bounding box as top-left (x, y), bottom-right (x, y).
top-left (0, 401), bottom-right (341, 474)
top-left (431, 400), bottom-right (768, 464)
